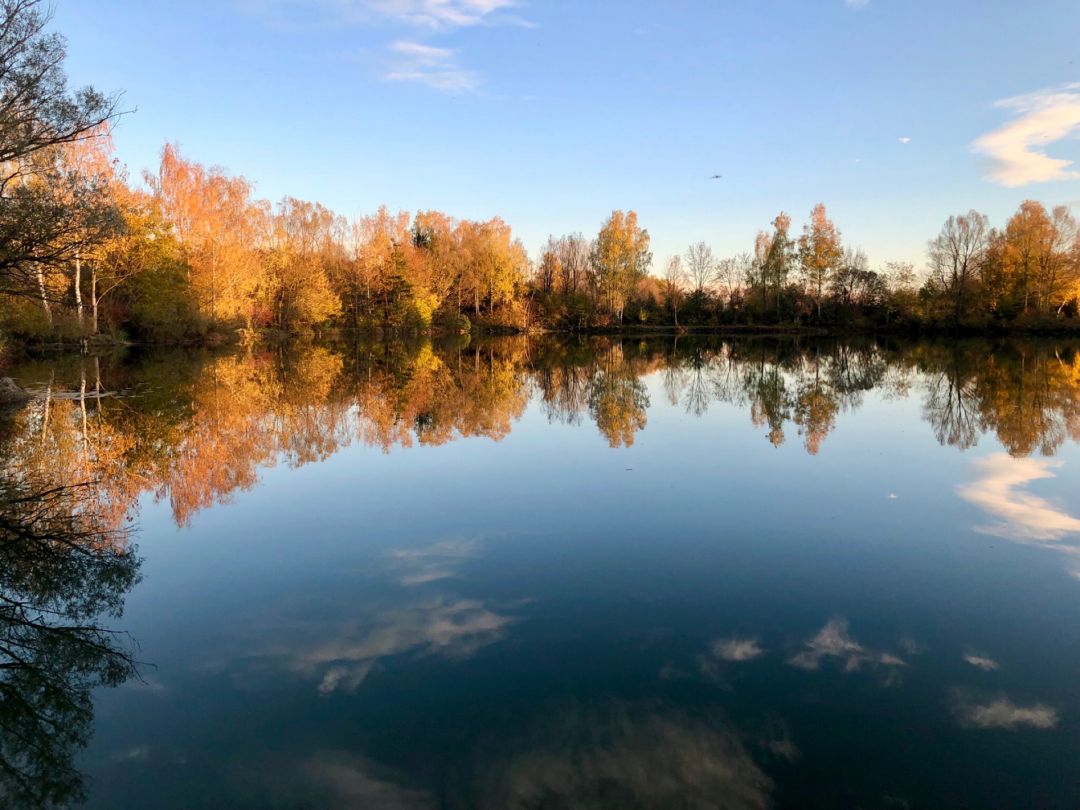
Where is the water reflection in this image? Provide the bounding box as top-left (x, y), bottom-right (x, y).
top-left (244, 702), bottom-right (773, 810)
top-left (957, 453), bottom-right (1080, 581)
top-left (0, 474), bottom-right (140, 807)
top-left (5, 337), bottom-right (1080, 807)
top-left (958, 454), bottom-right (1080, 542)
top-left (467, 702), bottom-right (773, 810)
top-left (955, 696), bottom-right (1059, 731)
top-left (282, 596), bottom-right (515, 696)
top-left (788, 618), bottom-right (908, 673)
top-left (6, 338), bottom-right (1080, 531)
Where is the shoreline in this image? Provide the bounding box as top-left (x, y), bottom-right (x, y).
top-left (7, 320), bottom-right (1080, 361)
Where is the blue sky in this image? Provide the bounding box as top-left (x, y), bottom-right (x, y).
top-left (57, 0), bottom-right (1080, 269)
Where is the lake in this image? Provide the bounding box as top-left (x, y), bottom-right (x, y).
top-left (3, 335), bottom-right (1080, 808)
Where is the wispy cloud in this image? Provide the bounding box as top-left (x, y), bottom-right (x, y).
top-left (244, 0), bottom-right (531, 92)
top-left (369, 0), bottom-right (531, 29)
top-left (386, 537), bottom-right (480, 585)
top-left (845, 0), bottom-right (870, 9)
top-left (243, 0), bottom-right (530, 29)
top-left (227, 597), bottom-right (515, 695)
top-left (958, 454), bottom-right (1080, 543)
top-left (789, 618), bottom-right (906, 672)
top-left (384, 40), bottom-right (479, 93)
top-left (956, 696), bottom-right (1058, 730)
top-left (898, 136), bottom-right (912, 144)
top-left (972, 83), bottom-right (1080, 187)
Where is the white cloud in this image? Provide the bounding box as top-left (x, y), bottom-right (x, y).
top-left (243, 0), bottom-right (532, 92)
top-left (385, 39), bottom-right (479, 93)
top-left (958, 454), bottom-right (1080, 543)
top-left (972, 84), bottom-right (1080, 187)
top-left (845, 0), bottom-right (869, 8)
top-left (898, 137), bottom-right (911, 144)
top-left (963, 653), bottom-right (1000, 671)
top-left (711, 637), bottom-right (764, 662)
top-left (957, 697), bottom-right (1058, 730)
top-left (390, 40), bottom-right (455, 60)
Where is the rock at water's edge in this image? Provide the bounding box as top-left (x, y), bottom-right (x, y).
top-left (0, 377), bottom-right (30, 407)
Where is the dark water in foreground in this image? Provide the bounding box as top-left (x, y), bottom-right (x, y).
top-left (3, 336), bottom-right (1080, 808)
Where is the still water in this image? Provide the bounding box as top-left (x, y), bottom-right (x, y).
top-left (3, 336), bottom-right (1080, 808)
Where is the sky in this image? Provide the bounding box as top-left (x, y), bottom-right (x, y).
top-left (55, 0), bottom-right (1080, 270)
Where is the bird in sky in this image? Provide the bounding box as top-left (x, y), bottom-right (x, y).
top-left (709, 174), bottom-right (723, 180)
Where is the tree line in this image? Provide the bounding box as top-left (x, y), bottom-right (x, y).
top-left (2, 0), bottom-right (1080, 349)
top-left (530, 201), bottom-right (1080, 332)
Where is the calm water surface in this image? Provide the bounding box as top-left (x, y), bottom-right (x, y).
top-left (3, 336), bottom-right (1080, 808)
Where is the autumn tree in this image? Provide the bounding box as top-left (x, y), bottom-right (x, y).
top-left (148, 144), bottom-right (266, 327)
top-left (1003, 201), bottom-right (1052, 314)
top-left (347, 205), bottom-right (411, 325)
top-left (0, 132), bottom-right (121, 329)
top-left (262, 197), bottom-right (343, 331)
top-left (590, 210), bottom-right (651, 323)
top-left (50, 127), bottom-right (128, 331)
top-left (98, 186), bottom-right (187, 336)
top-left (797, 203), bottom-right (843, 318)
top-left (456, 217), bottom-right (527, 321)
top-left (410, 209), bottom-right (460, 325)
top-left (0, 0), bottom-right (121, 309)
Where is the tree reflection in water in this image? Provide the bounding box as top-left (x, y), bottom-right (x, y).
top-left (5, 338), bottom-right (1080, 531)
top-left (3, 337), bottom-right (1080, 806)
top-left (0, 476), bottom-right (140, 808)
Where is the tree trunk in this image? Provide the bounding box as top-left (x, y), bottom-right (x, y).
top-left (74, 253), bottom-right (83, 327)
top-left (37, 267), bottom-right (52, 325)
top-left (91, 265), bottom-right (99, 334)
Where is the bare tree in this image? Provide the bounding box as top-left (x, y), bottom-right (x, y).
top-left (556, 233), bottom-right (590, 296)
top-left (715, 253), bottom-right (751, 310)
top-left (535, 236), bottom-right (560, 293)
top-left (684, 241), bottom-right (717, 293)
top-left (927, 210), bottom-right (989, 323)
top-left (1048, 206), bottom-right (1079, 313)
top-left (663, 255), bottom-right (686, 327)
